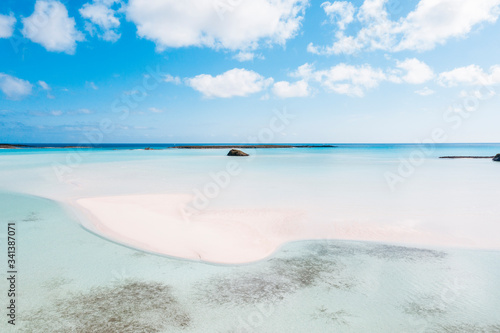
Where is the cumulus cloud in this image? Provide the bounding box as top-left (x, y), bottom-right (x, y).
top-left (273, 80), bottom-right (310, 98)
top-left (184, 60), bottom-right (500, 99)
top-left (126, 0), bottom-right (307, 51)
top-left (321, 1), bottom-right (355, 30)
top-left (308, 34), bottom-right (361, 55)
top-left (0, 14), bottom-right (16, 38)
top-left (318, 64), bottom-right (388, 96)
top-left (309, 0), bottom-right (500, 55)
top-left (80, 0), bottom-right (121, 42)
top-left (233, 51), bottom-right (255, 62)
top-left (395, 58), bottom-right (434, 84)
top-left (438, 64), bottom-right (500, 86)
top-left (163, 74), bottom-right (181, 84)
top-left (396, 0), bottom-right (500, 51)
top-left (233, 52), bottom-right (265, 62)
top-left (186, 68), bottom-right (273, 98)
top-left (286, 60), bottom-right (500, 97)
top-left (293, 63), bottom-right (388, 97)
top-left (291, 58), bottom-right (434, 97)
top-left (0, 73), bottom-right (33, 100)
top-left (22, 0), bottom-right (84, 54)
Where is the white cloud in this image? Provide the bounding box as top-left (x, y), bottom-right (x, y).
top-left (126, 0), bottom-right (307, 51)
top-left (310, 0), bottom-right (500, 55)
top-left (22, 0), bottom-right (84, 54)
top-left (182, 60), bottom-right (498, 100)
top-left (186, 68), bottom-right (273, 98)
top-left (233, 52), bottom-right (265, 62)
top-left (233, 51), bottom-right (255, 62)
top-left (80, 0), bottom-right (121, 42)
top-left (163, 74), bottom-right (181, 85)
top-left (438, 64), bottom-right (500, 86)
top-left (287, 61), bottom-right (500, 97)
top-left (415, 87), bottom-right (435, 96)
top-left (38, 80), bottom-right (51, 90)
top-left (293, 63), bottom-right (387, 97)
top-left (51, 110), bottom-right (63, 116)
top-left (308, 1), bottom-right (357, 55)
top-left (291, 62), bottom-right (316, 79)
top-left (0, 73), bottom-right (33, 100)
top-left (490, 65), bottom-right (500, 84)
top-left (397, 0), bottom-right (500, 51)
top-left (310, 0), bottom-right (398, 55)
top-left (321, 1), bottom-right (355, 30)
top-left (356, 0), bottom-right (386, 20)
top-left (0, 14), bottom-right (16, 38)
top-left (273, 80), bottom-right (310, 98)
top-left (318, 64), bottom-right (387, 96)
top-left (291, 59), bottom-right (433, 97)
top-left (396, 58), bottom-right (434, 84)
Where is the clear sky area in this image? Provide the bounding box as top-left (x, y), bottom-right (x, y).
top-left (1, 0), bottom-right (500, 143)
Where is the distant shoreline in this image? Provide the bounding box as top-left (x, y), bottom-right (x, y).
top-left (0, 144), bottom-right (337, 149)
top-left (169, 144), bottom-right (337, 149)
top-left (439, 156), bottom-right (495, 159)
top-left (0, 144), bottom-right (96, 149)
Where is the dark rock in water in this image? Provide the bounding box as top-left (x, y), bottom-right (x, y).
top-left (227, 149), bottom-right (249, 156)
top-left (493, 154), bottom-right (500, 161)
top-left (144, 147), bottom-right (153, 150)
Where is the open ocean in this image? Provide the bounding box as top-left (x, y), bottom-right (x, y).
top-left (1, 143), bottom-right (500, 332)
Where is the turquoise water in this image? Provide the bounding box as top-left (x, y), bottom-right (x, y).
top-left (1, 144), bottom-right (500, 332)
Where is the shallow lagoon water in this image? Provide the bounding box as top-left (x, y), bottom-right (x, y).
top-left (1, 192), bottom-right (500, 332)
top-left (1, 144), bottom-right (500, 332)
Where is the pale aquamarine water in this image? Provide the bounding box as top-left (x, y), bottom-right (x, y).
top-left (0, 144), bottom-right (499, 332)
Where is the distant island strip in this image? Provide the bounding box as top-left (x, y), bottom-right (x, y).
top-left (168, 144), bottom-right (337, 149)
top-left (0, 144), bottom-right (337, 149)
top-left (440, 154), bottom-right (500, 161)
top-left (439, 156), bottom-right (494, 159)
top-left (0, 144), bottom-right (33, 148)
top-left (0, 144), bottom-right (94, 149)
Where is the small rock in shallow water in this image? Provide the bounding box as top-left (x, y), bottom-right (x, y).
top-left (227, 149), bottom-right (249, 156)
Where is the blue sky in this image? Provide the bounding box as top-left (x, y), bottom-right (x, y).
top-left (1, 0), bottom-right (500, 143)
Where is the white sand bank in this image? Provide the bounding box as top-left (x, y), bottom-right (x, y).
top-left (74, 193), bottom-right (497, 264)
top-left (76, 194), bottom-right (323, 264)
